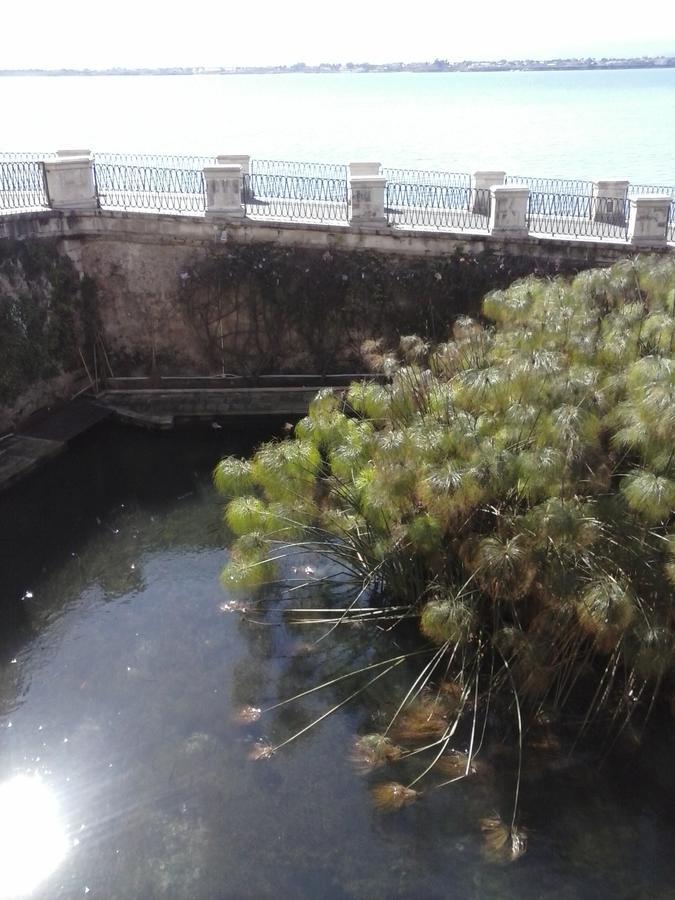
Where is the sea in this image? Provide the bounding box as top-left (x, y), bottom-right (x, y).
top-left (1, 68), bottom-right (674, 185)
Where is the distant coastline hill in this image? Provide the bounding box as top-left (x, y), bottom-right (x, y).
top-left (1, 56), bottom-right (675, 76)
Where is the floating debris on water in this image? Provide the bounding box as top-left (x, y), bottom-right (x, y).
top-left (248, 742), bottom-right (274, 761)
top-left (290, 640), bottom-right (319, 657)
top-left (234, 705), bottom-right (262, 725)
top-left (219, 599), bottom-right (247, 613)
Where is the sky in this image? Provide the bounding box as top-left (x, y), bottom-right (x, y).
top-left (2, 0), bottom-right (674, 69)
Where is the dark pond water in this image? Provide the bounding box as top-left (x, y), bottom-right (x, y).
top-left (0, 423), bottom-right (673, 899)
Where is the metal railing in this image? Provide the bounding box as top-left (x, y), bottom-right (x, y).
top-left (506, 174), bottom-right (596, 196)
top-left (96, 152), bottom-right (216, 170)
top-left (0, 160), bottom-right (50, 212)
top-left (0, 151), bottom-right (56, 162)
top-left (2, 150), bottom-right (673, 245)
top-left (527, 192), bottom-right (630, 241)
top-left (386, 183), bottom-right (491, 231)
top-left (94, 163), bottom-right (206, 213)
top-left (244, 173), bottom-right (349, 223)
top-left (251, 158), bottom-right (348, 181)
top-left (383, 167), bottom-right (471, 189)
top-left (629, 182), bottom-right (675, 199)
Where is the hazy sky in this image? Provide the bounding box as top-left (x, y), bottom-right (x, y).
top-left (3, 0), bottom-right (674, 69)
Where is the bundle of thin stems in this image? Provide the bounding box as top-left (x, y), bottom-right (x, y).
top-left (216, 255), bottom-right (675, 854)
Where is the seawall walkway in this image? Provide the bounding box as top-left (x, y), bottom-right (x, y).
top-left (1, 151), bottom-right (674, 250)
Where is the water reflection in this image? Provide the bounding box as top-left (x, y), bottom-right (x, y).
top-left (0, 425), bottom-right (672, 899)
top-left (0, 775), bottom-right (68, 898)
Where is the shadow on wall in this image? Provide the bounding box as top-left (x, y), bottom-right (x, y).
top-left (0, 238), bottom-right (98, 430)
top-left (177, 245), bottom-right (582, 376)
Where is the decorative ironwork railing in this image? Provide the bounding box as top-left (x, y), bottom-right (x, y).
top-left (96, 152), bottom-right (215, 170)
top-left (527, 192), bottom-right (630, 241)
top-left (386, 183), bottom-right (492, 231)
top-left (629, 182), bottom-right (675, 199)
top-left (94, 163), bottom-right (206, 213)
top-left (251, 158), bottom-right (348, 181)
top-left (0, 151), bottom-right (56, 162)
top-left (0, 160), bottom-right (49, 212)
top-left (506, 174), bottom-right (596, 196)
top-left (2, 152), bottom-right (673, 245)
top-left (244, 173), bottom-right (349, 222)
top-left (383, 167), bottom-right (471, 189)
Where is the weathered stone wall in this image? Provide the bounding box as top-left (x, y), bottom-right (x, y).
top-left (0, 208), bottom-right (671, 427)
top-left (75, 237), bottom-right (210, 374)
top-left (0, 237), bottom-right (96, 431)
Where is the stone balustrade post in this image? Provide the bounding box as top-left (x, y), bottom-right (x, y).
top-left (203, 164), bottom-right (244, 219)
top-left (488, 185), bottom-right (530, 237)
top-left (627, 195), bottom-right (671, 247)
top-left (472, 171), bottom-right (505, 214)
top-left (348, 162), bottom-right (381, 177)
top-left (592, 179), bottom-right (629, 224)
top-left (216, 155), bottom-right (251, 202)
top-left (43, 154), bottom-right (98, 211)
top-left (349, 174), bottom-right (387, 228)
top-left (216, 155), bottom-right (250, 175)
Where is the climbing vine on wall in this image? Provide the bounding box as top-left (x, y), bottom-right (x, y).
top-left (179, 242), bottom-right (581, 375)
top-left (0, 239), bottom-right (98, 405)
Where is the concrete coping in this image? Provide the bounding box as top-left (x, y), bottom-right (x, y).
top-left (594, 179), bottom-right (630, 187)
top-left (491, 184), bottom-right (530, 194)
top-left (349, 162), bottom-right (382, 175)
top-left (473, 170), bottom-right (506, 178)
top-left (203, 164), bottom-right (243, 175)
top-left (630, 194), bottom-right (672, 204)
top-left (44, 156), bottom-right (93, 167)
top-left (56, 149), bottom-right (92, 158)
top-left (216, 155), bottom-right (250, 165)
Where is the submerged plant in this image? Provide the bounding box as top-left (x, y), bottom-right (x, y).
top-left (215, 256), bottom-right (675, 854)
top-left (370, 782), bottom-right (419, 812)
top-left (350, 733), bottom-right (403, 772)
top-left (480, 815), bottom-right (528, 864)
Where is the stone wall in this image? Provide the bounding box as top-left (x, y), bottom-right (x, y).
top-left (0, 237), bottom-right (96, 432)
top-left (0, 208), bottom-right (671, 427)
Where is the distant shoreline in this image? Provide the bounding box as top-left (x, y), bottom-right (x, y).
top-left (1, 56), bottom-right (674, 77)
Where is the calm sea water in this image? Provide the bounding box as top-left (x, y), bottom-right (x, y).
top-left (1, 69), bottom-right (674, 184)
top-left (0, 424), bottom-right (673, 899)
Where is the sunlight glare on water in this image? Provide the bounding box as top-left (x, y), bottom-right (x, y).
top-left (0, 776), bottom-right (68, 899)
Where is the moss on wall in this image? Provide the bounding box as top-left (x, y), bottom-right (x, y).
top-left (0, 239), bottom-right (98, 405)
top-left (179, 243), bottom-right (581, 375)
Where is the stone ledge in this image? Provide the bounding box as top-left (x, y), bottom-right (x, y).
top-left (0, 435), bottom-right (65, 492)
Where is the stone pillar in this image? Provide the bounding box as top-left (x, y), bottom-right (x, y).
top-left (471, 171), bottom-right (505, 215)
top-left (592, 180), bottom-right (629, 224)
top-left (43, 155), bottom-right (98, 211)
top-left (216, 155), bottom-right (251, 201)
top-left (349, 175), bottom-right (387, 228)
top-left (203, 164), bottom-right (244, 218)
top-left (627, 195), bottom-right (671, 247)
top-left (56, 148), bottom-right (92, 158)
top-left (489, 185), bottom-right (529, 237)
top-left (349, 162), bottom-right (381, 177)
top-left (216, 154), bottom-right (250, 176)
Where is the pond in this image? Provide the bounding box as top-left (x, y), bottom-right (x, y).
top-left (0, 423), bottom-right (673, 899)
